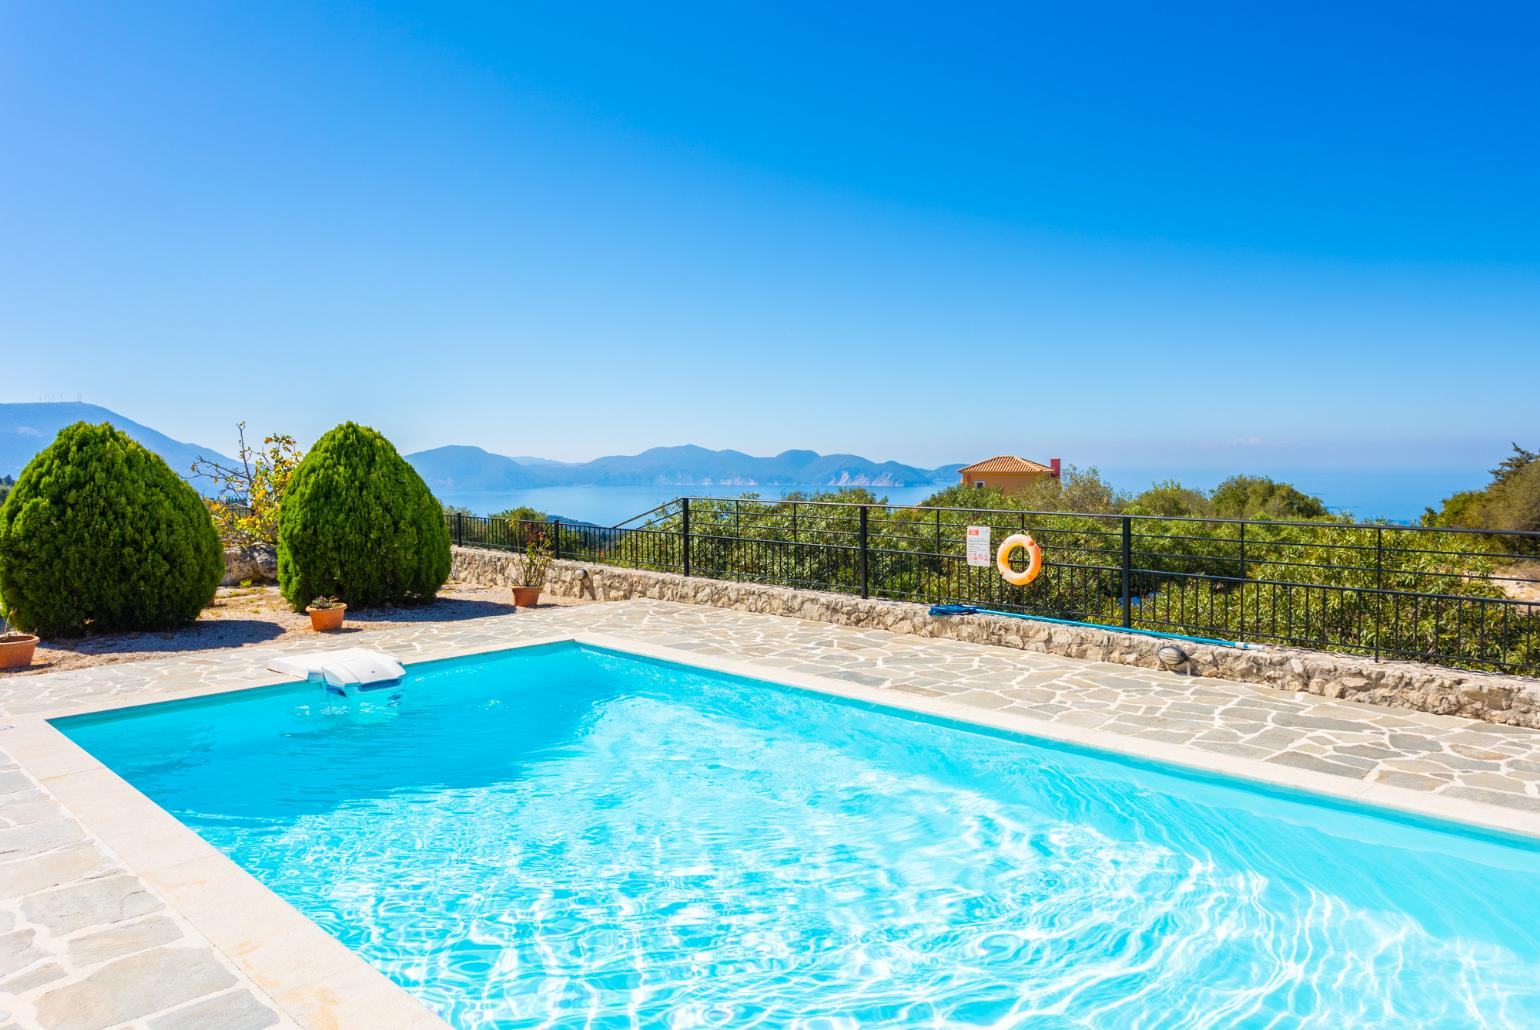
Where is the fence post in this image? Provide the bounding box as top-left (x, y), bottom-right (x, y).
top-left (1374, 527), bottom-right (1383, 662)
top-left (1121, 516), bottom-right (1132, 628)
top-left (859, 504), bottom-right (870, 599)
top-left (552, 519), bottom-right (562, 560)
top-left (935, 509), bottom-right (943, 605)
top-left (455, 511), bottom-right (464, 547)
top-left (1238, 520), bottom-right (1246, 639)
top-left (681, 498), bottom-right (692, 577)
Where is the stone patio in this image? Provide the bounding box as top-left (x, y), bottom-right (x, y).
top-left (5, 597), bottom-right (1540, 1028)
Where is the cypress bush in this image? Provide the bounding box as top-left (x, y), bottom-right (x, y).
top-left (0, 422), bottom-right (223, 636)
top-left (277, 421), bottom-right (450, 610)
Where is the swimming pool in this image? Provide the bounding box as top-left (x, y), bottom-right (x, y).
top-left (56, 642), bottom-right (1540, 1028)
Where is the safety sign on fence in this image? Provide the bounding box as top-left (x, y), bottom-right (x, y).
top-left (965, 525), bottom-right (991, 567)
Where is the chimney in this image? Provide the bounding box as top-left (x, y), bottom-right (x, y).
top-left (1050, 457), bottom-right (1062, 479)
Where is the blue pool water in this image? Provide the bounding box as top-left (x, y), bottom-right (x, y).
top-left (56, 644), bottom-right (1540, 1028)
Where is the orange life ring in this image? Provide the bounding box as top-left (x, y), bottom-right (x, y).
top-left (997, 533), bottom-right (1043, 586)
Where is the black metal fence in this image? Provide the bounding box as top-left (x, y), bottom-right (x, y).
top-left (447, 498), bottom-right (1540, 676)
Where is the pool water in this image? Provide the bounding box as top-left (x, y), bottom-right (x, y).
top-left (57, 643), bottom-right (1540, 1028)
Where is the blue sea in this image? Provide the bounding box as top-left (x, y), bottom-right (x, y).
top-left (434, 468), bottom-right (1482, 526)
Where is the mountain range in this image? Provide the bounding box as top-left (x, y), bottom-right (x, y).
top-left (0, 403), bottom-right (234, 493)
top-left (0, 403), bottom-right (960, 493)
top-left (405, 443), bottom-right (961, 490)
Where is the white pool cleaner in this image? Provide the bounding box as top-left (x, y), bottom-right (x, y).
top-left (267, 648), bottom-right (406, 696)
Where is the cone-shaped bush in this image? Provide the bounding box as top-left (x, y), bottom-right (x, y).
top-left (277, 422), bottom-right (450, 610)
top-left (0, 422), bottom-right (223, 636)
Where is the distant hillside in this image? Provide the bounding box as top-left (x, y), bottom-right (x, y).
top-left (407, 445), bottom-right (553, 491)
top-left (507, 455), bottom-right (572, 468)
top-left (0, 403), bottom-right (960, 498)
top-left (405, 443), bottom-right (956, 490)
top-left (0, 402), bottom-right (233, 494)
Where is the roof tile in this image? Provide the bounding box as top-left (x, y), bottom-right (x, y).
top-left (958, 455), bottom-right (1056, 474)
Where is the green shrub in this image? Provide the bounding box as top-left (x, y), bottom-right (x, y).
top-left (0, 422), bottom-right (223, 636)
top-left (1126, 480), bottom-right (1214, 517)
top-left (1210, 475), bottom-right (1327, 520)
top-left (491, 505), bottom-right (548, 523)
top-left (277, 422), bottom-right (450, 610)
top-left (1423, 444), bottom-right (1540, 544)
top-left (1484, 460), bottom-right (1540, 535)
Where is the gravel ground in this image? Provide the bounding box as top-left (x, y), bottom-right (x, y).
top-left (3, 582), bottom-right (585, 677)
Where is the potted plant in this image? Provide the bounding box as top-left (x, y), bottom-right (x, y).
top-left (512, 523), bottom-right (553, 608)
top-left (305, 595), bottom-right (347, 631)
top-left (0, 613), bottom-right (38, 670)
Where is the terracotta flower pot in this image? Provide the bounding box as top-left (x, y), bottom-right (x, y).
top-left (0, 633), bottom-right (39, 670)
top-left (306, 604), bottom-right (347, 631)
top-left (511, 587), bottom-right (541, 609)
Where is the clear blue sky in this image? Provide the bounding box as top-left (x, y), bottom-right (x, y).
top-left (2, 2), bottom-right (1535, 475)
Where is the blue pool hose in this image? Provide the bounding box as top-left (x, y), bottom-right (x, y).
top-left (927, 604), bottom-right (1262, 650)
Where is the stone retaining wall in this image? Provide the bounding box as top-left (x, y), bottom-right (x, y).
top-left (453, 545), bottom-right (1540, 727)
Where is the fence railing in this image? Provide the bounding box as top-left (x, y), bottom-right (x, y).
top-left (446, 498), bottom-right (1540, 676)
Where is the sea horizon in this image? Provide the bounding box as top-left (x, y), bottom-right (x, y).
top-left (435, 466), bottom-right (1485, 527)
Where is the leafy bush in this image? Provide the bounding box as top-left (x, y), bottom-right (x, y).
top-left (277, 422), bottom-right (450, 609)
top-left (1126, 480), bottom-right (1214, 517)
top-left (492, 505), bottom-right (548, 524)
top-left (1209, 475), bottom-right (1328, 520)
top-left (518, 522), bottom-right (554, 589)
top-left (0, 422), bottom-right (222, 636)
top-left (1432, 462), bottom-right (1540, 542)
top-left (1424, 444), bottom-right (1540, 544)
top-left (1484, 460), bottom-right (1540, 535)
top-left (191, 422), bottom-right (303, 548)
top-left (778, 487), bottom-right (886, 506)
top-left (1423, 489), bottom-right (1487, 529)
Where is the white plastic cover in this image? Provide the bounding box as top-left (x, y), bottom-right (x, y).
top-left (267, 648), bottom-right (406, 688)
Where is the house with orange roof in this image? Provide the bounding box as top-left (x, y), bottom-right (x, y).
top-left (958, 455), bottom-right (1061, 494)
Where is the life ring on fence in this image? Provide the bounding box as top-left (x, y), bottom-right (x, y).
top-left (997, 533), bottom-right (1043, 587)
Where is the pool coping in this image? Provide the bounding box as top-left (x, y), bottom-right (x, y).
top-left (14, 627), bottom-right (1540, 1028)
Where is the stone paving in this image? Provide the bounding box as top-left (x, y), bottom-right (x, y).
top-left (6, 597), bottom-right (1540, 1027)
top-left (0, 755), bottom-right (291, 1030)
